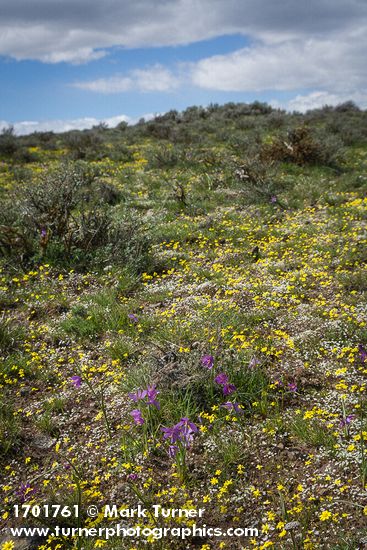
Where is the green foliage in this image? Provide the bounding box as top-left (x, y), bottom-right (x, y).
top-left (0, 163), bottom-right (152, 272)
top-left (0, 396), bottom-right (20, 457)
top-left (60, 289), bottom-right (129, 339)
top-left (0, 126), bottom-right (18, 157)
top-left (62, 129), bottom-right (107, 160)
top-left (290, 415), bottom-right (336, 450)
top-left (44, 397), bottom-right (67, 414)
top-left (0, 316), bottom-right (25, 353)
top-left (235, 155), bottom-right (282, 203)
top-left (35, 412), bottom-right (60, 437)
top-left (262, 125), bottom-right (344, 168)
top-left (211, 431), bottom-right (247, 471)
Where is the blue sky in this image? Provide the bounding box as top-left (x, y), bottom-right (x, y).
top-left (0, 0), bottom-right (366, 134)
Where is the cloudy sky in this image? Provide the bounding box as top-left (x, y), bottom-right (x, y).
top-left (0, 0), bottom-right (366, 134)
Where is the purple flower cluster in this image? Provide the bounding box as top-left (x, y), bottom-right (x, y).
top-left (215, 373), bottom-right (236, 396)
top-left (201, 354), bottom-right (214, 369)
top-left (221, 402), bottom-right (244, 415)
top-left (287, 381), bottom-right (298, 393)
top-left (340, 414), bottom-right (355, 428)
top-left (201, 355), bottom-right (242, 410)
top-left (161, 417), bottom-right (198, 457)
top-left (71, 375), bottom-right (82, 388)
top-left (359, 344), bottom-right (367, 364)
top-left (129, 385), bottom-right (160, 426)
top-left (130, 409), bottom-right (144, 425)
top-left (129, 385), bottom-right (160, 409)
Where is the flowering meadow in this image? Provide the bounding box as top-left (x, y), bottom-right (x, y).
top-left (1, 103), bottom-right (367, 549)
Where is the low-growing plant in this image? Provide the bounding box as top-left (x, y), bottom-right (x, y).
top-left (60, 289), bottom-right (129, 339)
top-left (212, 431), bottom-right (247, 472)
top-left (235, 155), bottom-right (281, 203)
top-left (262, 125), bottom-right (343, 168)
top-left (0, 396), bottom-right (21, 456)
top-left (0, 315), bottom-right (25, 352)
top-left (44, 397), bottom-right (67, 414)
top-left (147, 145), bottom-right (182, 168)
top-left (290, 415), bottom-right (336, 449)
top-left (35, 412), bottom-right (60, 437)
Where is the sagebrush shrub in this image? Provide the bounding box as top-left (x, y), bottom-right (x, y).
top-left (0, 163), bottom-right (152, 272)
top-left (261, 126), bottom-right (343, 167)
top-left (235, 155), bottom-right (280, 202)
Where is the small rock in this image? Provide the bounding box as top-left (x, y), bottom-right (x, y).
top-left (30, 434), bottom-right (56, 451)
top-left (285, 521), bottom-right (300, 531)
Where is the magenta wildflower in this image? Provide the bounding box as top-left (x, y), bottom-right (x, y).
top-left (128, 388), bottom-right (147, 402)
top-left (127, 473), bottom-right (138, 481)
top-left (146, 385), bottom-right (160, 409)
top-left (340, 414), bottom-right (355, 428)
top-left (358, 344), bottom-right (367, 363)
top-left (221, 402), bottom-right (244, 415)
top-left (178, 417), bottom-right (198, 446)
top-left (168, 445), bottom-right (179, 458)
top-left (162, 417), bottom-right (198, 451)
top-left (249, 356), bottom-right (260, 369)
top-left (130, 409), bottom-right (144, 425)
top-left (215, 373), bottom-right (228, 385)
top-left (71, 375), bottom-right (82, 388)
top-left (215, 372), bottom-right (236, 396)
top-left (128, 385), bottom-right (160, 409)
top-left (223, 383), bottom-right (236, 396)
top-left (128, 313), bottom-right (139, 323)
top-left (201, 354), bottom-right (214, 369)
top-left (270, 196), bottom-right (277, 203)
top-left (288, 382), bottom-right (298, 393)
top-left (161, 424), bottom-right (182, 444)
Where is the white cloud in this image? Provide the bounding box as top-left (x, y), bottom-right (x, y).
top-left (74, 77), bottom-right (134, 93)
top-left (0, 1), bottom-right (227, 63)
top-left (0, 25), bottom-right (109, 64)
top-left (0, 0), bottom-right (366, 63)
top-left (74, 65), bottom-right (179, 93)
top-left (189, 28), bottom-right (367, 93)
top-left (131, 66), bottom-right (180, 92)
top-left (0, 113), bottom-right (155, 135)
top-left (40, 48), bottom-right (107, 65)
top-left (73, 27), bottom-right (367, 103)
top-left (281, 91), bottom-right (367, 112)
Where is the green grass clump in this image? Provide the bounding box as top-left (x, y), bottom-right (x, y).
top-left (0, 396), bottom-right (21, 457)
